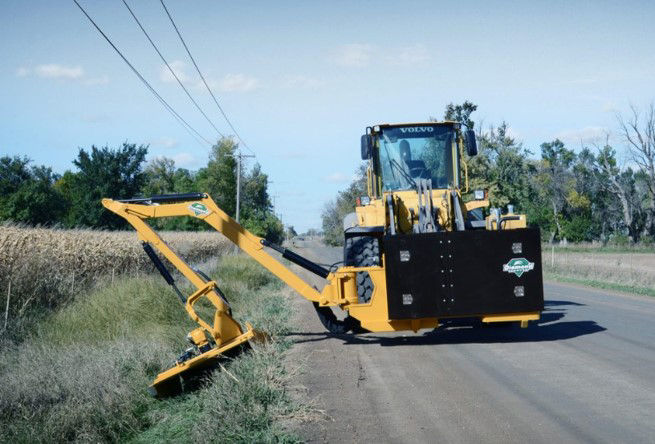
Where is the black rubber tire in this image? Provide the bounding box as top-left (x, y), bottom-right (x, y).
top-left (344, 235), bottom-right (379, 304)
top-left (312, 302), bottom-right (358, 335)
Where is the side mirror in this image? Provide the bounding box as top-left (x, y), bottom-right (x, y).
top-left (465, 130), bottom-right (477, 157)
top-left (361, 134), bottom-right (372, 160)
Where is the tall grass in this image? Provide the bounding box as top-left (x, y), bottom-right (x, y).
top-left (0, 255), bottom-right (305, 443)
top-left (542, 246), bottom-right (655, 295)
top-left (0, 225), bottom-right (231, 330)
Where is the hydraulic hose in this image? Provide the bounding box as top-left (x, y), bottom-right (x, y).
top-left (142, 242), bottom-right (186, 303)
top-left (260, 239), bottom-right (330, 279)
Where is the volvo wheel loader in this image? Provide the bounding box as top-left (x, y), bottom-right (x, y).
top-left (103, 121), bottom-right (543, 396)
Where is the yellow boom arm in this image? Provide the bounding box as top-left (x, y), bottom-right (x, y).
top-left (102, 194), bottom-right (358, 306)
top-left (102, 193), bottom-right (362, 395)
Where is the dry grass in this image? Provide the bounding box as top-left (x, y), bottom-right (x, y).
top-left (0, 256), bottom-right (305, 443)
top-left (0, 224), bottom-right (231, 326)
top-left (542, 247), bottom-right (655, 294)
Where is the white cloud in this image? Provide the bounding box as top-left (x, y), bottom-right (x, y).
top-left (282, 75), bottom-right (324, 89)
top-left (150, 137), bottom-right (179, 149)
top-left (35, 64), bottom-right (84, 79)
top-left (333, 44), bottom-right (373, 68)
top-left (555, 126), bottom-right (609, 145)
top-left (218, 73), bottom-right (259, 92)
top-left (171, 152), bottom-right (199, 168)
top-left (16, 63), bottom-right (109, 86)
top-left (83, 75), bottom-right (110, 86)
top-left (390, 44), bottom-right (431, 64)
top-left (160, 60), bottom-right (190, 84)
top-left (159, 64), bottom-right (259, 93)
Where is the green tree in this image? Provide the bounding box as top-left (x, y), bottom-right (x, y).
top-left (241, 163), bottom-right (271, 213)
top-left (141, 157), bottom-right (206, 231)
top-left (66, 143), bottom-right (148, 229)
top-left (0, 156), bottom-right (32, 196)
top-left (322, 165), bottom-right (367, 246)
top-left (197, 137), bottom-right (238, 217)
top-left (239, 163), bottom-right (284, 243)
top-left (142, 157), bottom-right (177, 196)
top-left (473, 123), bottom-right (534, 209)
top-left (536, 139), bottom-right (576, 242)
top-left (0, 158), bottom-right (68, 225)
top-left (442, 101), bottom-right (478, 128)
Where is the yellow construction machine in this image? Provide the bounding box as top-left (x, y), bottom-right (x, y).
top-left (103, 121), bottom-right (543, 396)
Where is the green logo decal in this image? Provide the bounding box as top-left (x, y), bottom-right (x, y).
top-left (189, 203), bottom-right (210, 217)
top-left (502, 258), bottom-right (535, 277)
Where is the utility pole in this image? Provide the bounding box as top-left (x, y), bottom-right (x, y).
top-left (271, 194), bottom-right (278, 212)
top-left (235, 150), bottom-right (255, 223)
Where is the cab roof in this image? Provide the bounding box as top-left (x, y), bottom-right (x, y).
top-left (371, 121), bottom-right (460, 132)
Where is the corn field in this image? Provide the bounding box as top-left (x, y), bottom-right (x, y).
top-left (0, 225), bottom-right (231, 324)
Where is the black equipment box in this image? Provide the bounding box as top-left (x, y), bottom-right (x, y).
top-left (384, 228), bottom-right (544, 319)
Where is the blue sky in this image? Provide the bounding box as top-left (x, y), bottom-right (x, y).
top-left (2, 0), bottom-right (654, 231)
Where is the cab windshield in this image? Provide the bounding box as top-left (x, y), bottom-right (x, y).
top-left (377, 125), bottom-right (456, 192)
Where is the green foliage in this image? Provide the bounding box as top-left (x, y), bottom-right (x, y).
top-left (1, 136), bottom-right (282, 236)
top-left (239, 162), bottom-right (285, 243)
top-left (0, 158), bottom-right (68, 225)
top-left (142, 156), bottom-right (177, 196)
top-left (322, 165), bottom-right (367, 246)
top-left (64, 143), bottom-right (148, 229)
top-left (442, 101), bottom-right (478, 128)
top-left (468, 123), bottom-right (534, 209)
top-left (0, 155), bottom-right (31, 195)
top-left (197, 137), bottom-right (238, 217)
top-left (609, 233), bottom-right (631, 247)
top-left (242, 209), bottom-right (285, 244)
top-left (142, 158), bottom-right (205, 231)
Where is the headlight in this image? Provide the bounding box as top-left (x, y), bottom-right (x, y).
top-left (474, 189), bottom-right (485, 200)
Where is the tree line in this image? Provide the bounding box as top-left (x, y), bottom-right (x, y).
top-left (0, 137), bottom-right (285, 243)
top-left (322, 101), bottom-right (655, 246)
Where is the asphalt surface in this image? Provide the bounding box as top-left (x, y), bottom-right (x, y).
top-left (287, 239), bottom-right (655, 444)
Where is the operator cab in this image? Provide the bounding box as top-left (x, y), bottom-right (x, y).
top-left (361, 122), bottom-right (476, 196)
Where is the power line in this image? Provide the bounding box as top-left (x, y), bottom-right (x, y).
top-left (72, 0), bottom-right (213, 147)
top-left (159, 0), bottom-right (255, 156)
top-left (121, 0), bottom-right (225, 140)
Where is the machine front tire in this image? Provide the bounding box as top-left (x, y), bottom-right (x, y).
top-left (344, 235), bottom-right (379, 304)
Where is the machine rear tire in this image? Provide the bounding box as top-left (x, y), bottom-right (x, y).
top-left (344, 235), bottom-right (380, 304)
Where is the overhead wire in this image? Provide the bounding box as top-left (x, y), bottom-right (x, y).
top-left (159, 0), bottom-right (256, 156)
top-left (120, 0), bottom-right (225, 140)
top-left (72, 0), bottom-right (213, 147)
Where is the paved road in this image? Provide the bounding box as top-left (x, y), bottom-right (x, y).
top-left (287, 239), bottom-right (655, 443)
